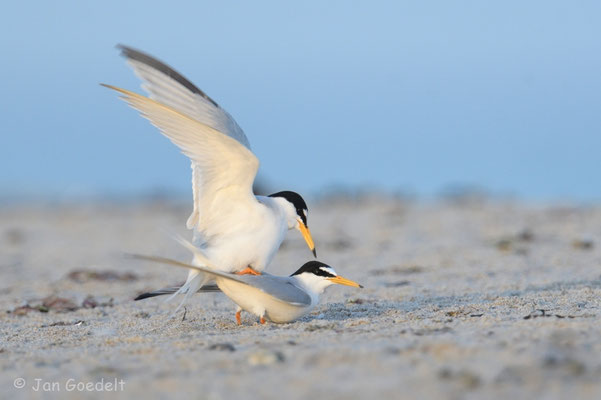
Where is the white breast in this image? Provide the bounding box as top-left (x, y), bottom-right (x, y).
top-left (194, 195), bottom-right (288, 273)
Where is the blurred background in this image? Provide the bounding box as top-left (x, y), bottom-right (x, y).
top-left (1, 1), bottom-right (600, 202)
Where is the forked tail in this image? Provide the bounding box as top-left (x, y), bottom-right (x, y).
top-left (129, 235), bottom-right (224, 309)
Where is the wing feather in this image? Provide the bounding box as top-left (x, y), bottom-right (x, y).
top-left (102, 84), bottom-right (259, 225)
top-left (115, 46), bottom-right (254, 229)
top-left (234, 275), bottom-right (312, 306)
top-left (117, 45), bottom-right (251, 149)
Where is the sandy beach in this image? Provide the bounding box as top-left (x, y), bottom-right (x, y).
top-left (1, 195), bottom-right (601, 399)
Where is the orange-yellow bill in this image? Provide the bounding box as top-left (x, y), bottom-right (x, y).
top-left (327, 276), bottom-right (363, 288)
top-left (298, 222), bottom-right (317, 257)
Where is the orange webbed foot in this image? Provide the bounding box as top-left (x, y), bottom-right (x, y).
top-left (236, 267), bottom-right (261, 276)
top-left (235, 310), bottom-right (242, 326)
top-left (260, 316), bottom-right (266, 324)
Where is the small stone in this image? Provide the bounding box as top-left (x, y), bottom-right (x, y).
top-left (495, 239), bottom-right (513, 251)
top-left (383, 280), bottom-right (410, 288)
top-left (82, 296), bottom-right (98, 309)
top-left (208, 343), bottom-right (235, 352)
top-left (305, 323), bottom-right (336, 332)
top-left (67, 270), bottom-right (138, 283)
top-left (517, 229), bottom-right (534, 242)
top-left (11, 305), bottom-right (34, 316)
top-left (572, 239), bottom-right (594, 250)
top-left (42, 296), bottom-right (79, 312)
top-left (247, 349), bottom-right (285, 366)
top-left (41, 320), bottom-right (85, 328)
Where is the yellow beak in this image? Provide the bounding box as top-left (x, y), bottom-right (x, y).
top-left (298, 221), bottom-right (317, 257)
top-left (327, 275), bottom-right (363, 288)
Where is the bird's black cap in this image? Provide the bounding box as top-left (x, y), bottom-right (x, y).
top-left (268, 191), bottom-right (309, 226)
top-left (290, 261), bottom-right (334, 277)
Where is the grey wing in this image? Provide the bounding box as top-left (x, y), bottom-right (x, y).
top-left (235, 275), bottom-right (312, 306)
top-left (117, 45), bottom-right (253, 231)
top-left (128, 254), bottom-right (311, 306)
top-left (117, 45), bottom-right (250, 149)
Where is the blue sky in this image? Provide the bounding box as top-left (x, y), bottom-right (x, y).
top-left (1, 1), bottom-right (600, 201)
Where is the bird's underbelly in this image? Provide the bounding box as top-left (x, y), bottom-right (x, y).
top-left (197, 216), bottom-right (286, 273)
top-left (216, 278), bottom-right (311, 323)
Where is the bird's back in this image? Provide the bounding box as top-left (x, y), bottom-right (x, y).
top-left (216, 274), bottom-right (314, 323)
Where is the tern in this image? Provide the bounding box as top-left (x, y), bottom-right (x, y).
top-left (132, 243), bottom-right (362, 324)
top-left (103, 45), bottom-right (317, 301)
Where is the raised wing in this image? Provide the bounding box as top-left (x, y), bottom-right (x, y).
top-left (103, 84), bottom-right (259, 227)
top-left (116, 45), bottom-right (253, 229)
top-left (117, 45), bottom-right (250, 148)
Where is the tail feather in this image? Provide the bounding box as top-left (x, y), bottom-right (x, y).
top-left (134, 283), bottom-right (220, 301)
top-left (130, 236), bottom-right (224, 311)
top-left (171, 271), bottom-right (208, 314)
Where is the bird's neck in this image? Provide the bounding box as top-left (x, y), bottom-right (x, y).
top-left (291, 275), bottom-right (327, 306)
top-left (256, 195), bottom-right (297, 229)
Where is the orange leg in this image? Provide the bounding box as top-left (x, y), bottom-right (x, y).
top-left (235, 310), bottom-right (242, 326)
top-left (236, 266), bottom-right (261, 276)
top-left (260, 316), bottom-right (266, 324)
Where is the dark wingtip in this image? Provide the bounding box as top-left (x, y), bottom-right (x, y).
top-left (116, 44), bottom-right (140, 59)
top-left (134, 292), bottom-right (157, 301)
top-left (113, 43), bottom-right (220, 108)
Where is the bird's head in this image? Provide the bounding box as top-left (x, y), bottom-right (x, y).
top-left (290, 261), bottom-right (362, 294)
top-left (268, 191), bottom-right (316, 257)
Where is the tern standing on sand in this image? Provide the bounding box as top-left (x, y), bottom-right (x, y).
top-left (103, 45), bottom-right (317, 303)
top-left (133, 239), bottom-right (361, 325)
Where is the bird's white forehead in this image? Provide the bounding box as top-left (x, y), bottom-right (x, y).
top-left (320, 266), bottom-right (337, 277)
